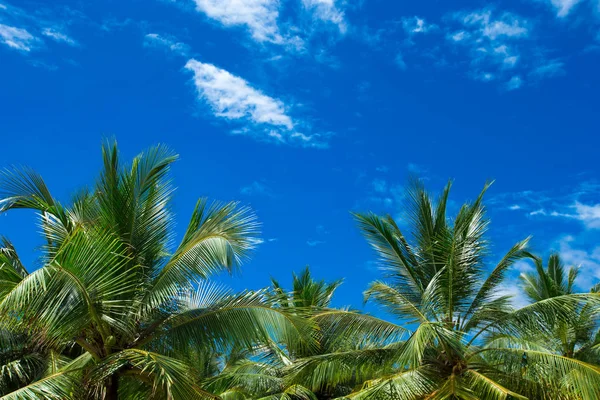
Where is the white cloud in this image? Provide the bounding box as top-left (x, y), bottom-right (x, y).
top-left (144, 33), bottom-right (190, 56)
top-left (495, 279), bottom-right (531, 308)
top-left (402, 16), bottom-right (437, 35)
top-left (307, 239), bottom-right (325, 246)
top-left (302, 0), bottom-right (347, 33)
top-left (459, 10), bottom-right (528, 39)
top-left (0, 3), bottom-right (81, 56)
top-left (572, 202), bottom-right (600, 228)
top-left (193, 0), bottom-right (282, 43)
top-left (185, 59), bottom-right (327, 147)
top-left (449, 30), bottom-right (469, 42)
top-left (0, 24), bottom-right (36, 51)
top-left (495, 260), bottom-right (535, 308)
top-left (529, 208), bottom-right (547, 216)
top-left (548, 0), bottom-right (582, 17)
top-left (41, 28), bottom-right (77, 46)
top-left (505, 75), bottom-right (523, 90)
top-left (447, 9), bottom-right (535, 89)
top-left (557, 235), bottom-right (600, 286)
top-left (509, 204), bottom-right (522, 210)
top-left (536, 202), bottom-right (600, 229)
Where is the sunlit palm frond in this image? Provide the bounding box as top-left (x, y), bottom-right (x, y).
top-left (353, 212), bottom-right (423, 298)
top-left (143, 199), bottom-right (259, 313)
top-left (0, 353), bottom-right (93, 400)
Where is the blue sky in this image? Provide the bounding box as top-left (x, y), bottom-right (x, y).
top-left (1, 0), bottom-right (600, 313)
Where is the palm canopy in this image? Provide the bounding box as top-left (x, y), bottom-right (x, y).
top-left (519, 254), bottom-right (600, 363)
top-left (291, 180), bottom-right (600, 400)
top-left (206, 267), bottom-right (408, 400)
top-left (520, 253), bottom-right (578, 302)
top-left (0, 141), bottom-right (313, 399)
top-left (269, 267), bottom-right (343, 311)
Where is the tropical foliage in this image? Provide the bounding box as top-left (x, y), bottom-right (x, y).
top-left (0, 143), bottom-right (598, 399)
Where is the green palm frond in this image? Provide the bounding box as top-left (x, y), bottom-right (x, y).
top-left (353, 212), bottom-right (423, 298)
top-left (464, 370), bottom-right (527, 400)
top-left (142, 289), bottom-right (317, 356)
top-left (311, 310), bottom-right (407, 348)
top-left (0, 353), bottom-right (93, 400)
top-left (341, 368), bottom-right (436, 400)
top-left (144, 199), bottom-right (259, 313)
top-left (91, 349), bottom-right (217, 400)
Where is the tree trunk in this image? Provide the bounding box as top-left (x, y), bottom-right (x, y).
top-left (105, 375), bottom-right (119, 400)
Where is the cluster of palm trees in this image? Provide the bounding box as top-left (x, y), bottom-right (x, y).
top-left (0, 142), bottom-right (598, 399)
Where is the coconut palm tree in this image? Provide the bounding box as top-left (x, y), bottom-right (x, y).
top-left (519, 254), bottom-right (600, 363)
top-left (0, 238), bottom-right (52, 396)
top-left (269, 267), bottom-right (343, 312)
top-left (0, 141), bottom-right (313, 399)
top-left (206, 267), bottom-right (406, 400)
top-left (286, 180), bottom-right (600, 399)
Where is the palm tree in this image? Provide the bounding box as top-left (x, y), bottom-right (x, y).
top-left (206, 267), bottom-right (406, 400)
top-left (519, 254), bottom-right (600, 363)
top-left (269, 267), bottom-right (343, 311)
top-left (287, 180), bottom-right (600, 399)
top-left (0, 141), bottom-right (313, 399)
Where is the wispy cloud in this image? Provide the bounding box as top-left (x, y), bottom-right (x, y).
top-left (144, 33), bottom-right (190, 56)
top-left (446, 9), bottom-right (535, 89)
top-left (505, 75), bottom-right (523, 91)
top-left (493, 181), bottom-right (600, 230)
top-left (529, 59), bottom-right (566, 80)
top-left (539, 202), bottom-right (600, 229)
top-left (302, 0), bottom-right (347, 33)
top-left (0, 2), bottom-right (80, 55)
top-left (193, 0), bottom-right (283, 43)
top-left (557, 235), bottom-right (600, 286)
top-left (41, 27), bottom-right (77, 46)
top-left (402, 16), bottom-right (437, 35)
top-left (546, 0), bottom-right (582, 17)
top-left (185, 59), bottom-right (328, 147)
top-left (306, 239), bottom-right (325, 247)
top-left (0, 23), bottom-right (36, 51)
top-left (240, 181), bottom-right (274, 197)
top-left (572, 202), bottom-right (600, 228)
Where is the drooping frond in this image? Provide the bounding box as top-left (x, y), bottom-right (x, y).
top-left (311, 310), bottom-right (407, 349)
top-left (0, 353), bottom-right (93, 400)
top-left (141, 289), bottom-right (317, 357)
top-left (341, 368), bottom-right (437, 400)
top-left (353, 212), bottom-right (423, 298)
top-left (0, 238), bottom-right (27, 300)
top-left (91, 349), bottom-right (217, 400)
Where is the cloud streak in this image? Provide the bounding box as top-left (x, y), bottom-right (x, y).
top-left (302, 0), bottom-right (347, 33)
top-left (185, 59), bottom-right (328, 147)
top-left (144, 33), bottom-right (190, 56)
top-left (0, 23), bottom-right (36, 51)
top-left (193, 0), bottom-right (282, 43)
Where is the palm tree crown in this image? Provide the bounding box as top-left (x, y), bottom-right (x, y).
top-left (0, 141), bottom-right (312, 399)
